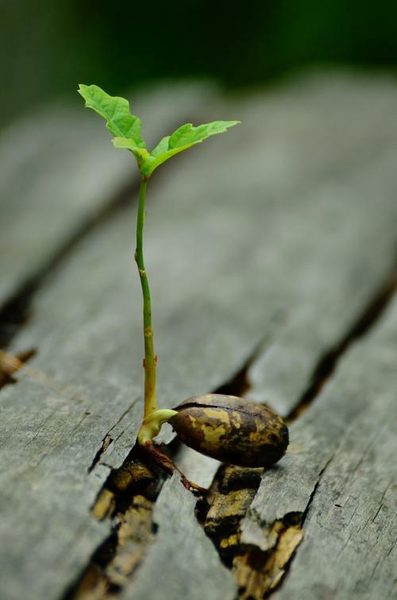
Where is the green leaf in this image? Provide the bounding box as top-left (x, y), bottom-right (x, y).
top-left (78, 84), bottom-right (146, 149)
top-left (79, 84), bottom-right (240, 178)
top-left (169, 121), bottom-right (239, 149)
top-left (112, 137), bottom-right (150, 165)
top-left (141, 143), bottom-right (194, 177)
top-left (142, 120), bottom-right (240, 177)
top-left (151, 135), bottom-right (171, 157)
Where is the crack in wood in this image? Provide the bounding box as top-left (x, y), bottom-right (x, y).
top-left (88, 435), bottom-right (114, 474)
top-left (196, 459), bottom-right (333, 600)
top-left (62, 445), bottom-right (167, 600)
top-left (233, 523), bottom-right (304, 600)
top-left (213, 338), bottom-right (269, 399)
top-left (287, 273), bottom-right (397, 423)
top-left (87, 401), bottom-right (140, 474)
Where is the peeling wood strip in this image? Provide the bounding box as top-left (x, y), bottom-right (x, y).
top-left (0, 348), bottom-right (36, 388)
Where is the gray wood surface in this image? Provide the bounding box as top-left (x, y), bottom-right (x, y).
top-left (1, 71), bottom-right (397, 600)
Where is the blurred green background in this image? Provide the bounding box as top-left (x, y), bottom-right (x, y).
top-left (2, 0), bottom-right (397, 127)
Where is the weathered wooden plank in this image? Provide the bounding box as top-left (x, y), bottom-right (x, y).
top-left (241, 295), bottom-right (397, 600)
top-left (1, 72), bottom-right (397, 600)
top-left (0, 82), bottom-right (213, 308)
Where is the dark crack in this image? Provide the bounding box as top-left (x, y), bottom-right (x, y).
top-left (87, 402), bottom-right (138, 474)
top-left (62, 444), bottom-right (167, 600)
top-left (258, 457), bottom-right (334, 598)
top-left (196, 458), bottom-right (333, 600)
top-left (300, 457), bottom-right (333, 525)
top-left (213, 337), bottom-right (269, 398)
top-left (287, 273), bottom-right (397, 422)
top-left (88, 435), bottom-right (114, 474)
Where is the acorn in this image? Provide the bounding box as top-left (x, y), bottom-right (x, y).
top-left (169, 394), bottom-right (289, 468)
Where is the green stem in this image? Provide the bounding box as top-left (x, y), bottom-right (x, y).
top-left (135, 177), bottom-right (157, 418)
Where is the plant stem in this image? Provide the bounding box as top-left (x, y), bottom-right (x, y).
top-left (135, 177), bottom-right (157, 418)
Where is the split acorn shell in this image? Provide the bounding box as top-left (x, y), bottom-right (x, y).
top-left (169, 394), bottom-right (289, 468)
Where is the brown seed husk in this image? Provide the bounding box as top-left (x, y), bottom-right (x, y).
top-left (170, 394), bottom-right (289, 468)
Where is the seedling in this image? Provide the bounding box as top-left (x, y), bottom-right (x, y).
top-left (79, 85), bottom-right (288, 491)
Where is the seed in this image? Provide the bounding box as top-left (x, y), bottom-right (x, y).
top-left (169, 394), bottom-right (289, 468)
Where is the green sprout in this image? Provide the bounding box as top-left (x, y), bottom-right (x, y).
top-left (79, 85), bottom-right (290, 492)
top-left (78, 84), bottom-right (240, 486)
